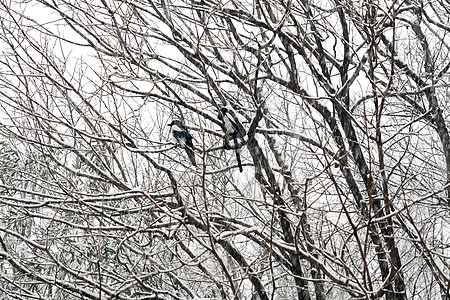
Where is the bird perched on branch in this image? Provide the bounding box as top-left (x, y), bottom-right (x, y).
top-left (167, 120), bottom-right (196, 166)
top-left (218, 107), bottom-right (244, 172)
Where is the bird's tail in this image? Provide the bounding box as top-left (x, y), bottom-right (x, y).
top-left (185, 147), bottom-right (197, 166)
top-left (234, 135), bottom-right (243, 172)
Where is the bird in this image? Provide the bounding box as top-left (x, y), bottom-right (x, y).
top-left (218, 107), bottom-right (243, 172)
top-left (167, 120), bottom-right (196, 166)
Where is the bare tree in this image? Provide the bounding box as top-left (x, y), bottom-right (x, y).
top-left (0, 0), bottom-right (449, 299)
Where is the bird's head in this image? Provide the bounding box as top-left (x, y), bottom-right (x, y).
top-left (168, 120), bottom-right (183, 128)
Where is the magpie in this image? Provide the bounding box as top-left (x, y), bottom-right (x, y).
top-left (218, 107), bottom-right (243, 172)
top-left (167, 120), bottom-right (197, 166)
